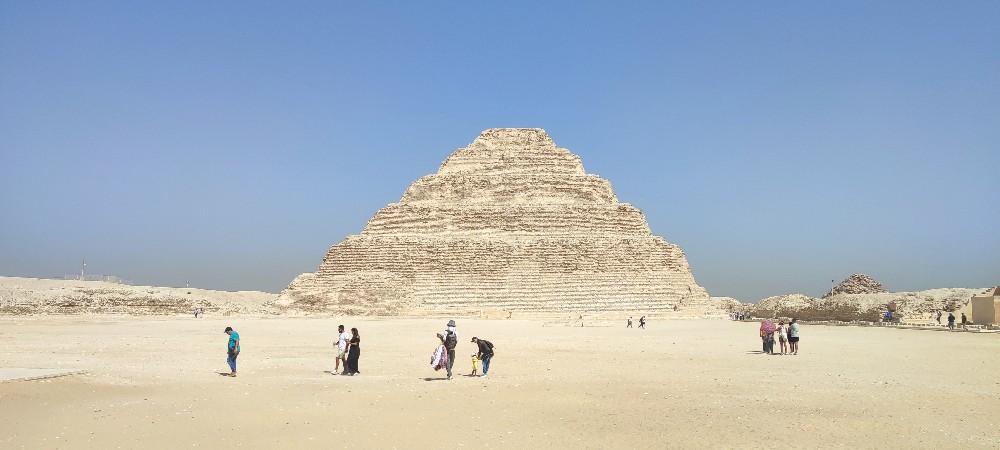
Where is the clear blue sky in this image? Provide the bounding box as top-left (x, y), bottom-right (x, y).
top-left (2, 2), bottom-right (997, 301)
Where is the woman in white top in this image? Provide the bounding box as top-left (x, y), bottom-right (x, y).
top-left (776, 321), bottom-right (788, 355)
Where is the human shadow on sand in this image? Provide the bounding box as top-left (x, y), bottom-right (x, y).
top-left (745, 351), bottom-right (783, 355)
top-left (422, 377), bottom-right (450, 381)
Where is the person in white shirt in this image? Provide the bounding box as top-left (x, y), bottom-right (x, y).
top-left (336, 324), bottom-right (351, 375)
top-left (777, 321), bottom-right (788, 355)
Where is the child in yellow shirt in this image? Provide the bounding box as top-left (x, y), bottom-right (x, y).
top-left (470, 353), bottom-right (479, 376)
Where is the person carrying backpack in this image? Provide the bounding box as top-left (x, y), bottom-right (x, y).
top-left (471, 337), bottom-right (494, 377)
top-left (436, 320), bottom-right (458, 380)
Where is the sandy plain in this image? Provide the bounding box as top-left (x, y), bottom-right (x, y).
top-left (1, 316), bottom-right (998, 449)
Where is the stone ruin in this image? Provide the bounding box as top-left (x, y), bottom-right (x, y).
top-left (277, 128), bottom-right (715, 316)
top-left (823, 273), bottom-right (887, 298)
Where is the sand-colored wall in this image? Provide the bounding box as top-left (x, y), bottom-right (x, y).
top-left (970, 296), bottom-right (999, 324)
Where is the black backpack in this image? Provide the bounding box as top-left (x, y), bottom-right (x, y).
top-left (444, 331), bottom-right (458, 350)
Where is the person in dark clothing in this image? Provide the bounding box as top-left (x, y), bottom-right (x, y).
top-left (961, 313), bottom-right (968, 326)
top-left (639, 316), bottom-right (646, 329)
top-left (947, 312), bottom-right (956, 330)
top-left (345, 327), bottom-right (361, 375)
top-left (471, 337), bottom-right (494, 377)
top-left (437, 320), bottom-right (458, 380)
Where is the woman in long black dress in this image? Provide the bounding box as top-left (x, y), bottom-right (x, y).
top-left (346, 327), bottom-right (361, 375)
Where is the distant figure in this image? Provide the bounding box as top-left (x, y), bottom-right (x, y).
top-left (777, 321), bottom-right (788, 355)
top-left (961, 313), bottom-right (968, 325)
top-left (224, 326), bottom-right (240, 377)
top-left (639, 316), bottom-right (646, 329)
top-left (884, 310), bottom-right (891, 322)
top-left (936, 310), bottom-right (942, 324)
top-left (947, 312), bottom-right (956, 330)
top-left (436, 320), bottom-right (458, 380)
top-left (470, 353), bottom-right (479, 376)
top-left (788, 319), bottom-right (800, 355)
top-left (472, 337), bottom-right (494, 377)
top-left (345, 327), bottom-right (361, 375)
top-left (335, 325), bottom-right (350, 375)
top-left (627, 317), bottom-right (633, 328)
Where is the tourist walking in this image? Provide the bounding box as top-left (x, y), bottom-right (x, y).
top-left (935, 310), bottom-right (942, 324)
top-left (639, 316), bottom-right (646, 329)
top-left (335, 324), bottom-right (350, 375)
top-left (224, 326), bottom-right (240, 377)
top-left (471, 337), bottom-right (494, 377)
top-left (788, 319), bottom-right (800, 355)
top-left (344, 327), bottom-right (361, 375)
top-left (961, 313), bottom-right (968, 326)
top-left (947, 312), bottom-right (956, 330)
top-left (627, 317), bottom-right (633, 328)
top-left (777, 321), bottom-right (788, 355)
top-left (437, 320), bottom-right (458, 380)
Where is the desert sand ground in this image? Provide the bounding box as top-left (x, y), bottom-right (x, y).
top-left (1, 316), bottom-right (997, 449)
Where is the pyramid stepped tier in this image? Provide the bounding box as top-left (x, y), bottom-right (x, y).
top-left (314, 236), bottom-right (696, 276)
top-left (361, 204), bottom-right (651, 236)
top-left (401, 174), bottom-right (618, 205)
top-left (437, 128), bottom-right (585, 175)
top-left (278, 128), bottom-right (720, 316)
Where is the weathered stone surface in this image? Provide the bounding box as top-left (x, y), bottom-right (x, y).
top-left (278, 128), bottom-right (716, 316)
top-left (753, 288), bottom-right (983, 322)
top-left (824, 274), bottom-right (887, 298)
top-left (0, 276), bottom-right (273, 316)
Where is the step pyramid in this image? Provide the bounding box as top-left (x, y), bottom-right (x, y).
top-left (277, 128), bottom-right (713, 315)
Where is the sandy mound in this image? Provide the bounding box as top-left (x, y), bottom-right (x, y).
top-left (753, 288), bottom-right (983, 321)
top-left (0, 276), bottom-right (275, 315)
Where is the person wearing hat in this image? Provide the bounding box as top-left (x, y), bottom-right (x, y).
top-left (224, 326), bottom-right (240, 377)
top-left (436, 320), bottom-right (458, 380)
top-left (471, 337), bottom-right (494, 377)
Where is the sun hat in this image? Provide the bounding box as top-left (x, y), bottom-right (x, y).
top-left (447, 320), bottom-right (456, 327)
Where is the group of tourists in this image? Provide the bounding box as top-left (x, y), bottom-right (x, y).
top-left (934, 309), bottom-right (969, 330)
top-left (730, 311), bottom-right (749, 321)
top-left (430, 320), bottom-right (494, 380)
top-left (759, 318), bottom-right (799, 355)
top-left (626, 316), bottom-right (646, 328)
top-left (333, 324), bottom-right (362, 375)
top-left (221, 321), bottom-right (497, 380)
top-left (944, 311), bottom-right (968, 330)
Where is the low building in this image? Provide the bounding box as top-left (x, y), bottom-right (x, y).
top-left (970, 287), bottom-right (1000, 325)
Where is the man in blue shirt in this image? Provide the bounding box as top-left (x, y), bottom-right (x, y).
top-left (224, 326), bottom-right (240, 377)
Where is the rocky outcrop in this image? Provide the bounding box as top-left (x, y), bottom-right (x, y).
top-left (278, 128), bottom-right (717, 316)
top-left (824, 274), bottom-right (887, 298)
top-left (752, 288), bottom-right (983, 322)
top-left (0, 276), bottom-right (274, 315)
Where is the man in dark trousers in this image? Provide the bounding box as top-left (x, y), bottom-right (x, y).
top-left (437, 320), bottom-right (458, 380)
top-left (472, 337), bottom-right (494, 377)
